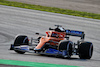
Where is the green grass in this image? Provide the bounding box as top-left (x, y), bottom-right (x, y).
top-left (0, 0), bottom-right (100, 20)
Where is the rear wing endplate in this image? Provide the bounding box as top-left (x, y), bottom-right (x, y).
top-left (65, 30), bottom-right (85, 39)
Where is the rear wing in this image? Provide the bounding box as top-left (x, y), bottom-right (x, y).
top-left (65, 30), bottom-right (85, 39)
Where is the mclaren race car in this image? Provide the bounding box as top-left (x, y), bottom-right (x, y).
top-left (10, 25), bottom-right (93, 59)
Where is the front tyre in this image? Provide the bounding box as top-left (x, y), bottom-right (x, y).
top-left (58, 40), bottom-right (73, 58)
top-left (14, 35), bottom-right (29, 54)
top-left (79, 42), bottom-right (93, 59)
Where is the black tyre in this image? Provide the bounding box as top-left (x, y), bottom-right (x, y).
top-left (79, 42), bottom-right (93, 59)
top-left (58, 40), bottom-right (73, 58)
top-left (14, 35), bottom-right (29, 54)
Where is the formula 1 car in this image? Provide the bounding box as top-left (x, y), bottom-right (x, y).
top-left (10, 25), bottom-right (93, 59)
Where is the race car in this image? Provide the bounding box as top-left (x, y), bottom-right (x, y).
top-left (10, 25), bottom-right (93, 59)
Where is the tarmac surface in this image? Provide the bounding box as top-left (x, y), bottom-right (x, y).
top-left (0, 64), bottom-right (27, 67)
top-left (0, 5), bottom-right (100, 67)
top-left (7, 0), bottom-right (100, 14)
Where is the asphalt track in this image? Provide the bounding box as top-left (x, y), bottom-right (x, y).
top-left (0, 64), bottom-right (27, 67)
top-left (0, 5), bottom-right (100, 67)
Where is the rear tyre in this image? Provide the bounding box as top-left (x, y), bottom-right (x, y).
top-left (79, 42), bottom-right (93, 59)
top-left (14, 35), bottom-right (29, 54)
top-left (58, 40), bottom-right (73, 58)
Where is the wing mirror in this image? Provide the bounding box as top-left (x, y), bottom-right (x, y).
top-left (35, 33), bottom-right (39, 35)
